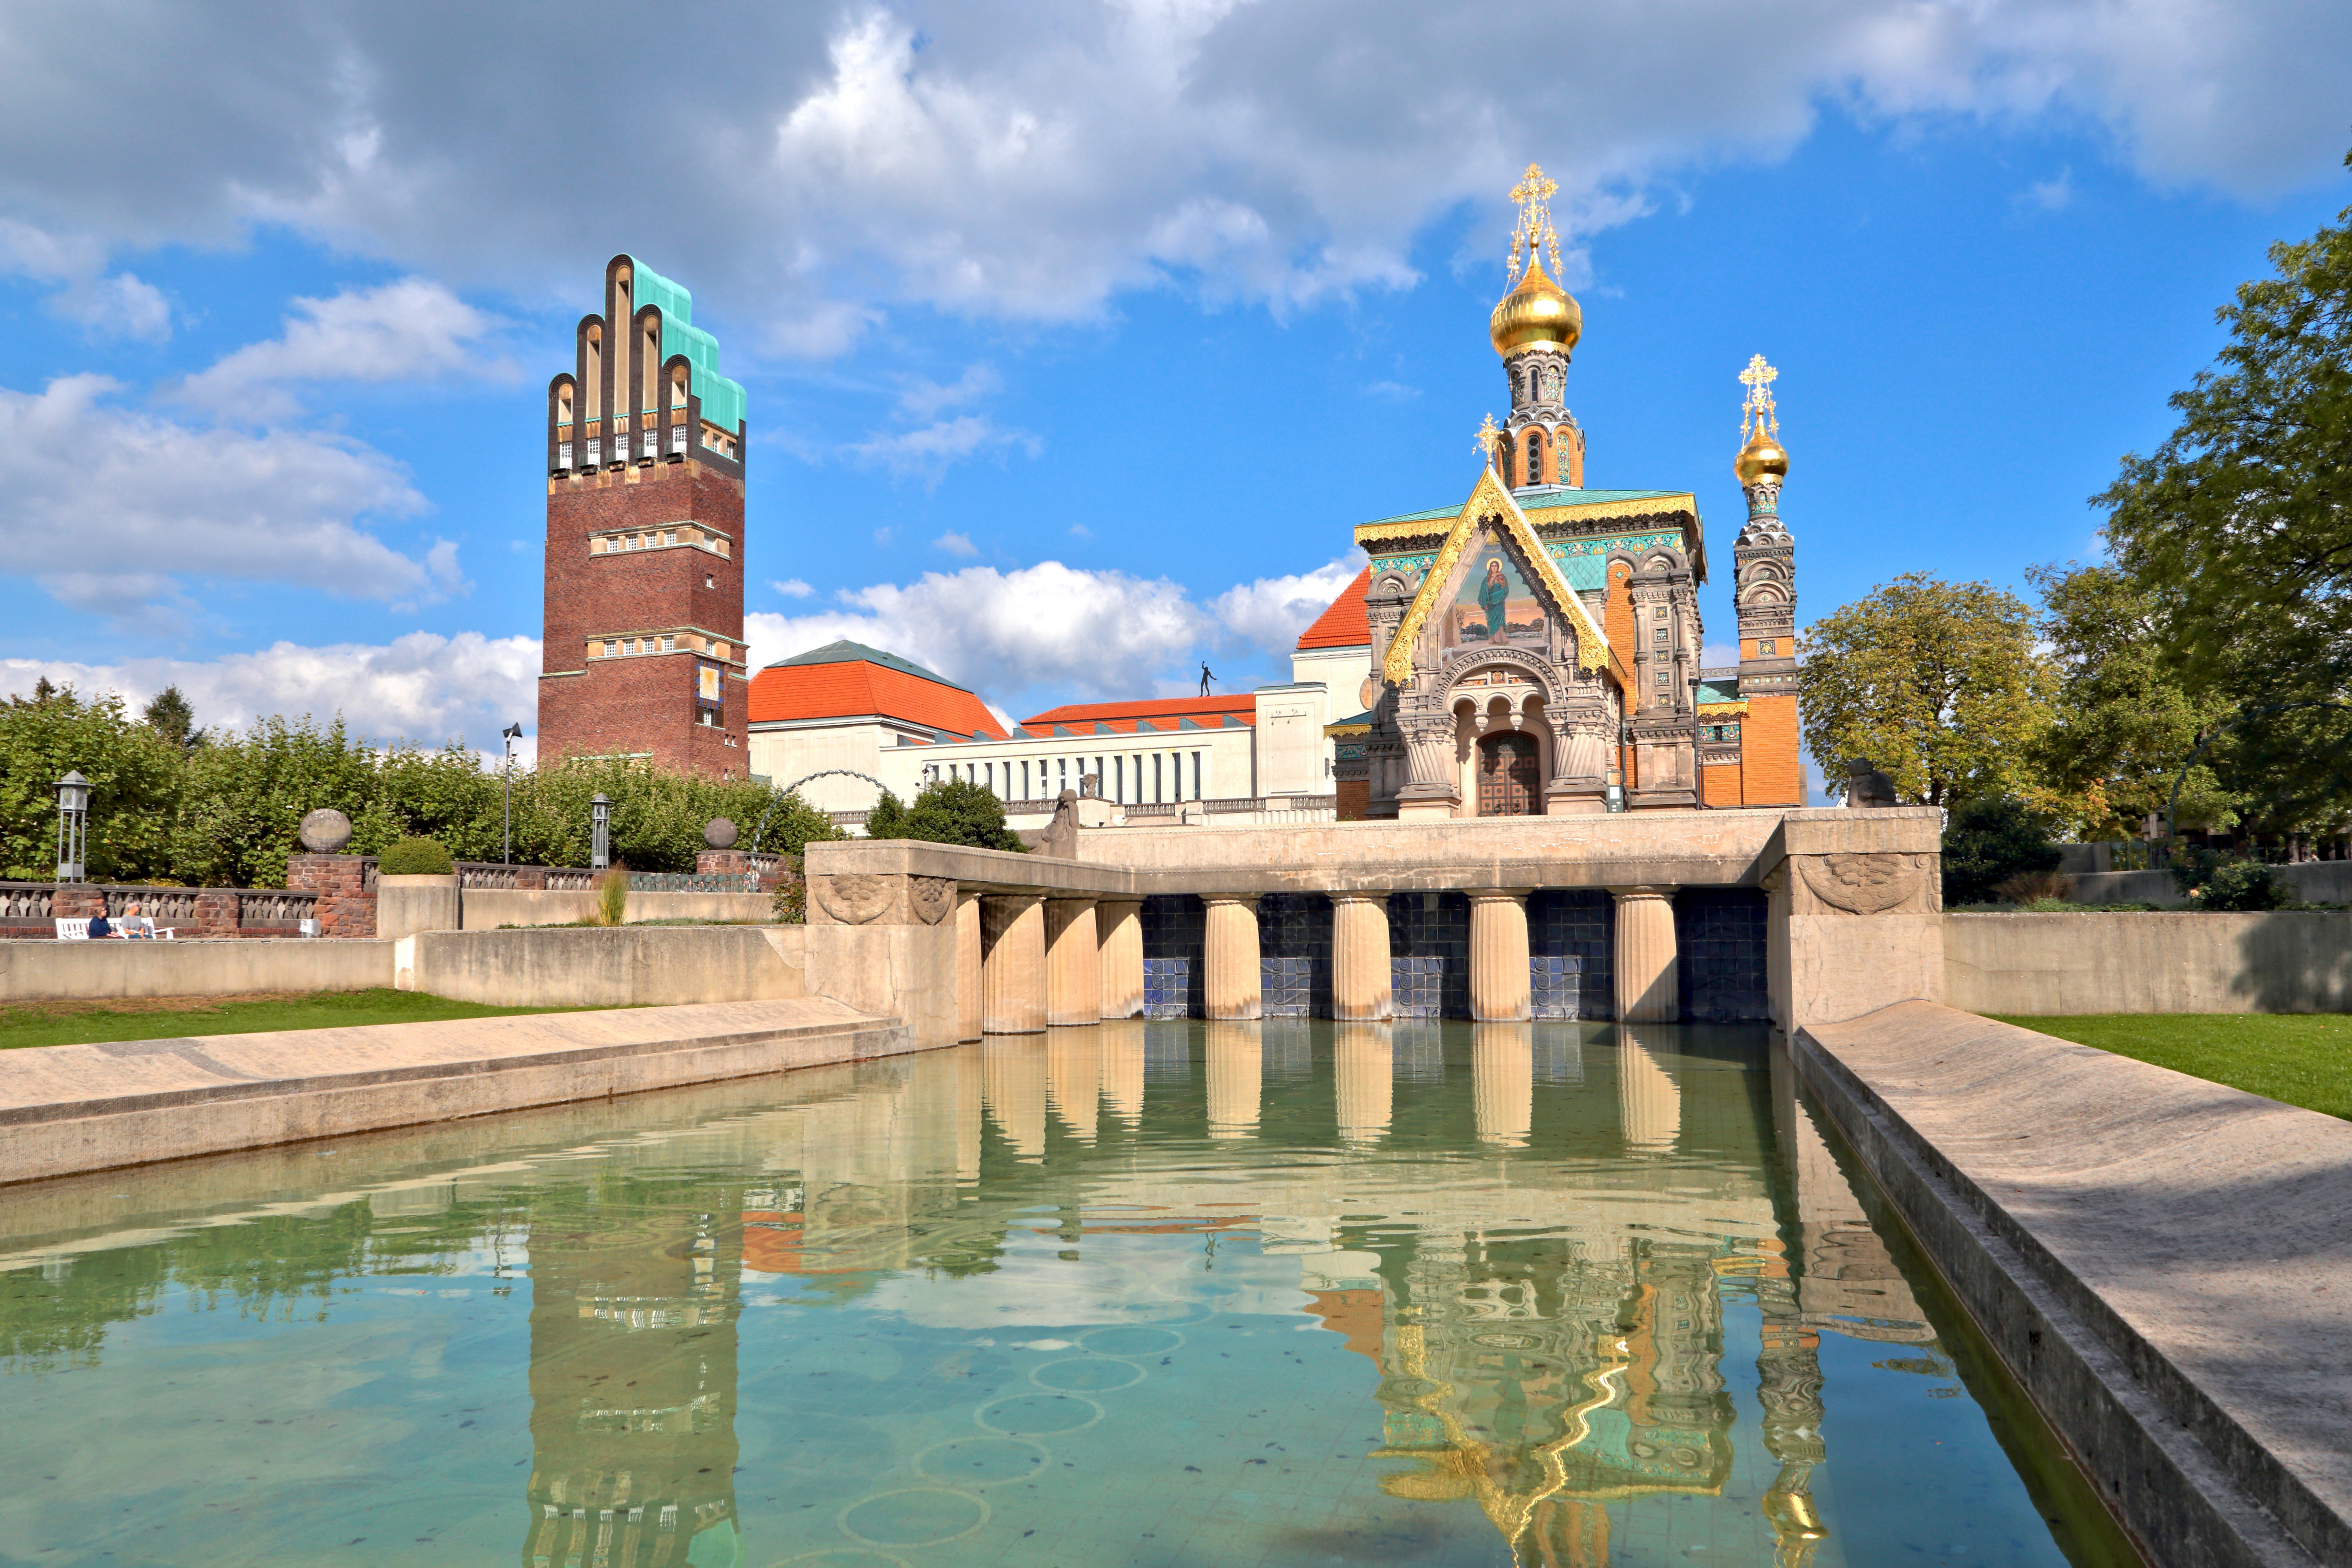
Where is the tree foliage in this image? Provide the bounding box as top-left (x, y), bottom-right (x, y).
top-left (1798, 573), bottom-right (2052, 808)
top-left (1941, 796), bottom-right (2061, 907)
top-left (0, 682), bottom-right (843, 887)
top-left (865, 778), bottom-right (1027, 852)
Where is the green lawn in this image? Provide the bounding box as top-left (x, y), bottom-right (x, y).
top-left (1991, 1012), bottom-right (2352, 1120)
top-left (0, 988), bottom-right (596, 1052)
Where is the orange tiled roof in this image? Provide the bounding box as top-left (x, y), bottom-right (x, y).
top-left (1295, 566), bottom-right (1372, 650)
top-left (1019, 693), bottom-right (1256, 736)
top-left (748, 657), bottom-right (1004, 738)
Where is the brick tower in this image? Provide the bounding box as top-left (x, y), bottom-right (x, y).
top-left (539, 255), bottom-right (750, 775)
top-left (1731, 355), bottom-right (1803, 805)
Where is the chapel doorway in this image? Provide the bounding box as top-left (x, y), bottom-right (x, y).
top-left (1477, 732), bottom-right (1541, 816)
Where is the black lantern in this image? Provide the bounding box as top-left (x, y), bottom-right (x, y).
top-left (54, 771), bottom-right (90, 882)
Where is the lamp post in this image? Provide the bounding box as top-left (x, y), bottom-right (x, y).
top-left (500, 723), bottom-right (524, 866)
top-left (590, 793), bottom-right (611, 872)
top-left (1687, 676), bottom-right (1708, 810)
top-left (54, 771), bottom-right (89, 882)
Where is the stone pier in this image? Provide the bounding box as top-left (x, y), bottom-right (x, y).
top-left (955, 891), bottom-right (985, 1042)
top-left (1204, 1019), bottom-right (1262, 1138)
top-left (1204, 895), bottom-right (1263, 1021)
top-left (1095, 898), bottom-right (1145, 1020)
top-left (1469, 888), bottom-right (1532, 1022)
top-left (1612, 886), bottom-right (1679, 1023)
top-left (1472, 1021), bottom-right (1533, 1146)
top-left (1043, 898), bottom-right (1099, 1028)
top-left (1333, 1022), bottom-right (1393, 1143)
top-left (981, 894), bottom-right (1047, 1035)
top-left (1330, 893), bottom-right (1392, 1022)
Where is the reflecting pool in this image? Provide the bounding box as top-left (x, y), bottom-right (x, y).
top-left (0, 1022), bottom-right (2138, 1567)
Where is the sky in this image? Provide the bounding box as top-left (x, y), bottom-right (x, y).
top-left (0, 0), bottom-right (2348, 789)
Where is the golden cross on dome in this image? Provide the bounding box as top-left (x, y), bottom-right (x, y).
top-left (1473, 412), bottom-right (1503, 469)
top-left (1506, 163), bottom-right (1562, 281)
top-left (1740, 353), bottom-right (1779, 440)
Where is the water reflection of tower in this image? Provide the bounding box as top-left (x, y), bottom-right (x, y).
top-left (521, 1185), bottom-right (744, 1568)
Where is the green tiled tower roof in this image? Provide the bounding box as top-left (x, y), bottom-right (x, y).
top-left (627, 255), bottom-right (747, 434)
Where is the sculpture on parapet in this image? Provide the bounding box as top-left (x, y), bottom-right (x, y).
top-left (1844, 758), bottom-right (1897, 809)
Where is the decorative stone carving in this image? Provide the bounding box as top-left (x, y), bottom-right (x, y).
top-left (908, 875), bottom-right (953, 926)
top-left (813, 872), bottom-right (896, 925)
top-left (1796, 852), bottom-right (1926, 916)
top-left (298, 808), bottom-right (353, 854)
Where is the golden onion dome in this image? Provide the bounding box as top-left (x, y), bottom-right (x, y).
top-left (1488, 259), bottom-right (1581, 359)
top-left (1735, 422), bottom-right (1789, 486)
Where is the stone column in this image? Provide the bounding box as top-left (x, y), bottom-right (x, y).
top-left (981, 894), bottom-right (1047, 1035)
top-left (1330, 893), bottom-right (1393, 1022)
top-left (1095, 898), bottom-right (1145, 1019)
top-left (956, 890), bottom-right (985, 1042)
top-left (1611, 885), bottom-right (1679, 1023)
top-left (1203, 894), bottom-right (1263, 1021)
top-left (1204, 1019), bottom-right (1262, 1139)
top-left (1468, 888), bottom-right (1533, 1022)
top-left (954, 1042), bottom-right (983, 1182)
top-left (1617, 1025), bottom-right (1682, 1152)
top-left (1044, 898), bottom-right (1100, 1027)
top-left (1333, 1023), bottom-right (1393, 1144)
top-left (1472, 1021), bottom-right (1533, 1147)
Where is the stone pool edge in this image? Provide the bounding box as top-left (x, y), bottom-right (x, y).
top-left (0, 998), bottom-right (912, 1187)
top-left (1794, 1000), bottom-right (2343, 1568)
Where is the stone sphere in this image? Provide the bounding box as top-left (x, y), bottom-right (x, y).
top-left (299, 807), bottom-right (354, 854)
top-left (703, 817), bottom-right (739, 850)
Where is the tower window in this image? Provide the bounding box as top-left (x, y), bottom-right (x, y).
top-left (705, 573), bottom-right (715, 589)
top-left (662, 530), bottom-right (676, 546)
top-left (662, 634), bottom-right (675, 652)
top-left (602, 640), bottom-right (616, 658)
top-left (1655, 626), bottom-right (1668, 644)
top-left (1525, 430), bottom-right (1544, 485)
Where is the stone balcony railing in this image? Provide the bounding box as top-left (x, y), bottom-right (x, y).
top-left (0, 881), bottom-right (318, 937)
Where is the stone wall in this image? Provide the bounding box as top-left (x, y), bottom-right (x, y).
top-left (1945, 910), bottom-right (2352, 1014)
top-left (2066, 860), bottom-right (2352, 908)
top-left (0, 938), bottom-right (396, 1001)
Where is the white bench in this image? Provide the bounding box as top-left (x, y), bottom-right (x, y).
top-left (54, 918), bottom-right (90, 940)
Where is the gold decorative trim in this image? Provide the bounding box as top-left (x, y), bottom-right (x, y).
top-left (1697, 700), bottom-right (1750, 717)
top-left (1382, 468), bottom-right (1613, 685)
top-left (1522, 494), bottom-right (1697, 526)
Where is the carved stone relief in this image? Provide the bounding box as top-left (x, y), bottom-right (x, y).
top-left (1793, 852), bottom-right (1934, 916)
top-left (908, 875), bottom-right (954, 925)
top-left (812, 872), bottom-right (897, 925)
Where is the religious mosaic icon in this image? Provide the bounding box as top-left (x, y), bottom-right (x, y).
top-left (1444, 542), bottom-right (1546, 655)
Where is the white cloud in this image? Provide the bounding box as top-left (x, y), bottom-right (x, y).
top-left (1210, 553), bottom-right (1366, 656)
top-left (899, 364), bottom-right (1001, 419)
top-left (0, 629), bottom-right (541, 751)
top-left (772, 577), bottom-right (817, 599)
top-left (933, 530), bottom-right (979, 556)
top-left (172, 276), bottom-right (512, 419)
top-left (0, 220), bottom-right (169, 341)
top-left (0, 2), bottom-right (2339, 344)
top-left (746, 554), bottom-right (1365, 711)
top-left (849, 415), bottom-right (1041, 482)
top-left (2018, 167), bottom-right (2075, 212)
top-left (0, 375), bottom-right (448, 620)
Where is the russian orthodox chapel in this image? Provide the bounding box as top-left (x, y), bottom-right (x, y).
top-left (1336, 167), bottom-right (1802, 819)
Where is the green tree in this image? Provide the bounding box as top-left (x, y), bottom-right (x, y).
top-left (1941, 795), bottom-right (2062, 905)
top-left (1798, 573), bottom-right (2053, 808)
top-left (2099, 154), bottom-right (2352, 826)
top-left (173, 714), bottom-right (379, 888)
top-left (141, 685), bottom-right (198, 751)
top-left (0, 688), bottom-right (185, 882)
top-left (867, 778), bottom-right (1026, 851)
top-left (2028, 562), bottom-right (2239, 838)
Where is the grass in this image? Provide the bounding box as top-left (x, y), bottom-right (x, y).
top-left (0, 988), bottom-right (597, 1052)
top-left (1990, 1012), bottom-right (2352, 1120)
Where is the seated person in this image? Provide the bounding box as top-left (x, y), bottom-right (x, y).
top-left (119, 903), bottom-right (154, 938)
top-left (87, 910), bottom-right (114, 938)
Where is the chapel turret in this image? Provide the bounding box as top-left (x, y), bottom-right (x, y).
top-left (1730, 355), bottom-right (1803, 803)
top-left (1487, 166), bottom-right (1587, 489)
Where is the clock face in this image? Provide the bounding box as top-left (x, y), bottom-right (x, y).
top-left (1358, 675), bottom-right (1383, 712)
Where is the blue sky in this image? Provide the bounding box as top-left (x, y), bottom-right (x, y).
top-left (1, 0), bottom-right (2347, 790)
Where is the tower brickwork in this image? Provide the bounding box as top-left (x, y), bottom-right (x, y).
top-left (539, 255), bottom-right (751, 776)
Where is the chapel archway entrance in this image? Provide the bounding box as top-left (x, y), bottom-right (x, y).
top-left (1477, 732), bottom-right (1541, 816)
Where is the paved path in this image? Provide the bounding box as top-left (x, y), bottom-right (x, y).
top-left (0, 997), bottom-right (908, 1187)
top-left (1800, 1001), bottom-right (2351, 1568)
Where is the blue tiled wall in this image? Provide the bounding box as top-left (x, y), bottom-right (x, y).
top-left (1388, 892), bottom-right (1470, 1019)
top-left (1676, 888), bottom-right (1770, 1022)
top-left (1529, 890), bottom-right (1615, 1020)
top-left (1141, 895), bottom-right (1204, 1019)
top-left (1259, 893), bottom-right (1334, 1017)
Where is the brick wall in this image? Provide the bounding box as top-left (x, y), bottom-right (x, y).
top-left (285, 854), bottom-right (376, 937)
top-left (1739, 693), bottom-right (1804, 806)
top-left (1701, 760), bottom-right (1745, 808)
top-left (541, 460), bottom-right (749, 774)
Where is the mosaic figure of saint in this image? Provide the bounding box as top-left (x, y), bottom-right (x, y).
top-left (1480, 558), bottom-right (1510, 640)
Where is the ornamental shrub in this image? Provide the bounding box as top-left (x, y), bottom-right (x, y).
top-left (377, 836), bottom-right (454, 875)
top-left (1941, 795), bottom-right (2059, 906)
top-left (865, 778), bottom-right (1027, 852)
top-left (2172, 846), bottom-right (2287, 911)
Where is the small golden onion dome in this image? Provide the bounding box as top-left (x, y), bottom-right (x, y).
top-left (1489, 259), bottom-right (1581, 359)
top-left (1735, 422), bottom-right (1789, 486)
